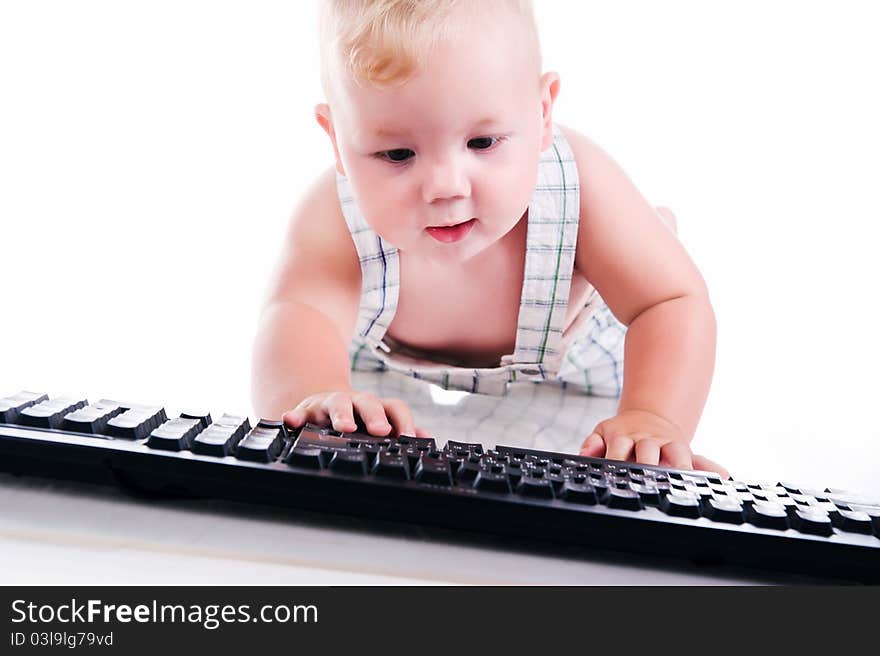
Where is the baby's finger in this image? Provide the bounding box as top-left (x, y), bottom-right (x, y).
top-left (579, 433), bottom-right (605, 457)
top-left (351, 392), bottom-right (392, 436)
top-left (692, 454), bottom-right (730, 479)
top-left (281, 408), bottom-right (304, 428)
top-left (381, 397), bottom-right (416, 436)
top-left (284, 397), bottom-right (333, 428)
top-left (634, 439), bottom-right (661, 466)
top-left (659, 441), bottom-right (693, 471)
top-left (323, 393), bottom-right (358, 433)
top-left (413, 426), bottom-right (433, 439)
top-left (605, 435), bottom-right (634, 462)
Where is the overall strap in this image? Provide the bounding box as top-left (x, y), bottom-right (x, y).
top-left (509, 124), bottom-right (581, 373)
top-left (335, 172), bottom-right (400, 352)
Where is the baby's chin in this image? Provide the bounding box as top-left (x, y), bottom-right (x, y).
top-left (402, 231), bottom-right (491, 266)
top-left (429, 244), bottom-right (493, 266)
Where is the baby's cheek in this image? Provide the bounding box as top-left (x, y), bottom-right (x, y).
top-left (355, 186), bottom-right (413, 244)
top-left (482, 167), bottom-right (535, 224)
top-left (490, 154), bottom-right (538, 204)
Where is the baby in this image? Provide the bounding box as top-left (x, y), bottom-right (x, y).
top-left (251, 0), bottom-right (726, 475)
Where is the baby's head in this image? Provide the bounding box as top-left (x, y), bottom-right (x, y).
top-left (316, 0), bottom-right (560, 264)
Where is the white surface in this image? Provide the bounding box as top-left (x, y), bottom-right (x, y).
top-left (1, 1), bottom-right (879, 582)
top-left (0, 473), bottom-right (801, 585)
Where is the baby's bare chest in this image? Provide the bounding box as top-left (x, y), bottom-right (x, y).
top-left (386, 249), bottom-right (593, 367)
top-left (388, 254), bottom-right (524, 360)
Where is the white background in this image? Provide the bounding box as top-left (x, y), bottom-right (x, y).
top-left (1, 1), bottom-right (878, 498)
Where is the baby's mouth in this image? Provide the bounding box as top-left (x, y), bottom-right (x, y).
top-left (425, 218), bottom-right (477, 244)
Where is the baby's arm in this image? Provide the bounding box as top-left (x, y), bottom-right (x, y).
top-left (250, 168), bottom-right (426, 437)
top-left (561, 127), bottom-right (724, 475)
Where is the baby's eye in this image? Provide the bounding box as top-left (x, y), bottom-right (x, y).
top-left (468, 136), bottom-right (502, 150)
top-left (377, 148), bottom-right (415, 163)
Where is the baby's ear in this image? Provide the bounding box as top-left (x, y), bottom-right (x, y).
top-left (315, 103), bottom-right (346, 176)
top-left (538, 72), bottom-right (561, 150)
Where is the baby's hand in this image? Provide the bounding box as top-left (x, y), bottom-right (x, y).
top-left (282, 390), bottom-right (431, 439)
top-left (579, 409), bottom-right (729, 478)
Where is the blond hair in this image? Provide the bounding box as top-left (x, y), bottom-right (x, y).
top-left (318, 0), bottom-right (539, 101)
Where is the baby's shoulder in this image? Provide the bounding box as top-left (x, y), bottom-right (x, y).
top-left (554, 123), bottom-right (633, 218)
top-left (263, 166), bottom-right (360, 304)
top-left (283, 166), bottom-right (358, 264)
top-left (256, 165), bottom-right (360, 342)
top-left (555, 123), bottom-right (602, 182)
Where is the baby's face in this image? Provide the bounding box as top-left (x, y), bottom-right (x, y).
top-left (318, 12), bottom-right (557, 264)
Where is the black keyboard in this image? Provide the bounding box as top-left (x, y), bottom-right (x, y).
top-left (2, 391), bottom-right (879, 583)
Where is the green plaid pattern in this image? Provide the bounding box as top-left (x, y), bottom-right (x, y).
top-left (336, 124), bottom-right (626, 397)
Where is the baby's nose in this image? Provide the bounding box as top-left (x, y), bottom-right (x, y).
top-left (422, 158), bottom-right (471, 203)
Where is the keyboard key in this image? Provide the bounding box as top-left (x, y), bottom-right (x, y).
top-left (293, 425), bottom-right (344, 446)
top-left (831, 509), bottom-right (875, 535)
top-left (798, 488), bottom-right (830, 502)
top-left (789, 508), bottom-right (834, 536)
top-left (284, 445), bottom-right (325, 470)
top-left (530, 457), bottom-right (551, 469)
top-left (396, 435), bottom-right (437, 452)
top-left (61, 401), bottom-right (124, 434)
top-left (631, 482), bottom-right (662, 505)
top-left (358, 442), bottom-right (384, 468)
top-left (605, 487), bottom-right (642, 511)
top-left (180, 411), bottom-right (212, 429)
top-left (191, 414), bottom-right (251, 456)
top-left (848, 505), bottom-right (880, 535)
top-left (105, 405), bottom-right (167, 440)
top-left (774, 495), bottom-right (798, 510)
top-left (0, 391), bottom-right (48, 423)
top-left (559, 479), bottom-right (598, 505)
top-left (515, 472), bottom-right (554, 499)
top-left (503, 460), bottom-right (523, 486)
top-left (147, 416), bottom-right (205, 451)
top-left (413, 454), bottom-right (452, 486)
top-left (590, 476), bottom-right (610, 497)
top-left (791, 494), bottom-right (818, 507)
top-left (779, 482), bottom-right (803, 495)
top-left (445, 440), bottom-right (483, 456)
top-left (702, 497), bottom-right (745, 524)
top-left (486, 451), bottom-right (509, 464)
top-left (660, 492), bottom-right (701, 519)
top-left (370, 452), bottom-right (410, 480)
top-left (397, 443), bottom-right (430, 471)
top-left (613, 470), bottom-right (630, 482)
top-left (745, 501), bottom-right (789, 530)
top-left (815, 501), bottom-right (840, 517)
top-left (827, 491), bottom-right (880, 508)
top-left (17, 397), bottom-right (87, 429)
top-left (455, 456), bottom-right (482, 482)
top-left (689, 485), bottom-right (715, 499)
top-left (473, 468), bottom-right (511, 494)
top-left (546, 470), bottom-right (567, 495)
top-left (328, 451), bottom-right (368, 476)
top-left (235, 420), bottom-right (287, 463)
